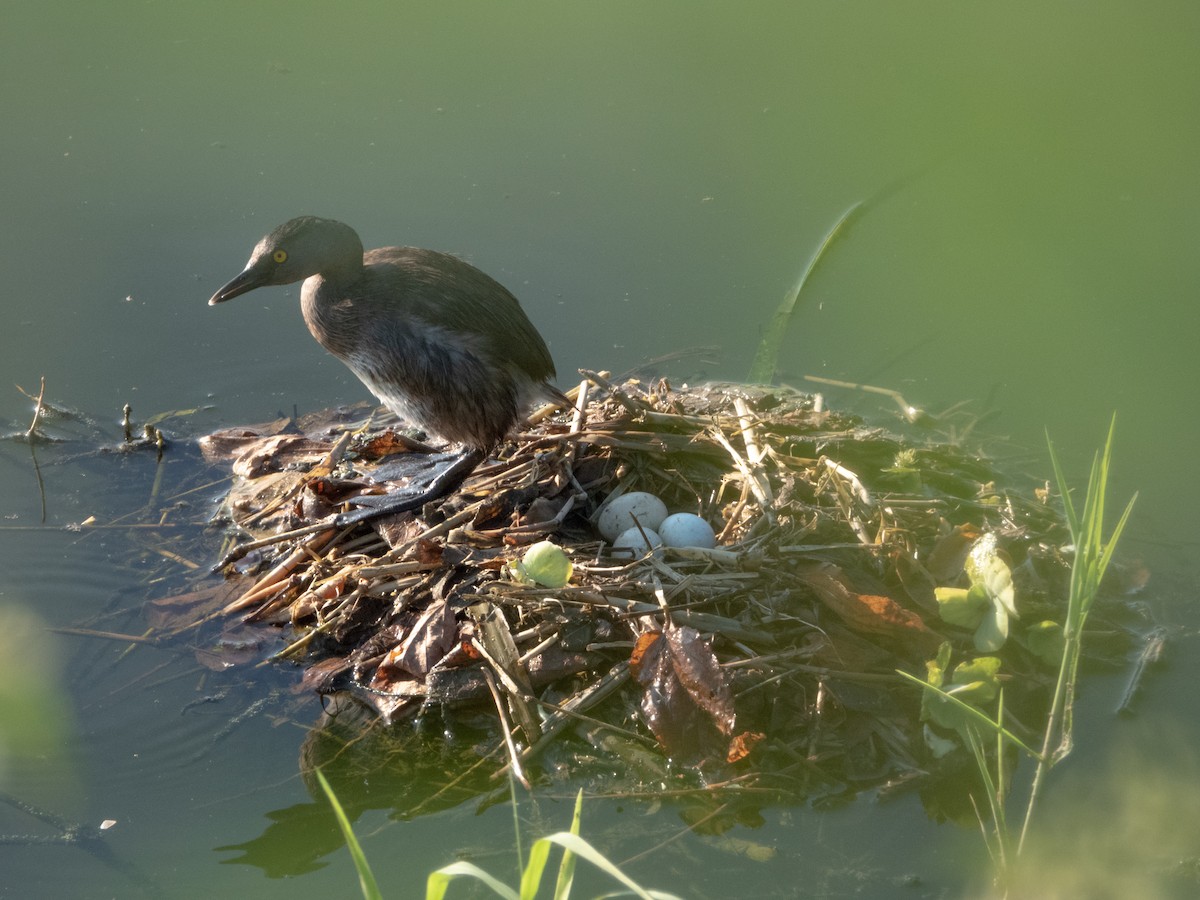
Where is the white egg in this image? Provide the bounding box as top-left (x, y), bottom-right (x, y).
top-left (612, 526), bottom-right (663, 556)
top-left (596, 491), bottom-right (668, 541)
top-left (658, 513), bottom-right (717, 549)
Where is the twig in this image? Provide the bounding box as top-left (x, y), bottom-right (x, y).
top-left (221, 528), bottom-right (338, 615)
top-left (24, 376), bottom-right (46, 441)
top-left (483, 669), bottom-right (530, 790)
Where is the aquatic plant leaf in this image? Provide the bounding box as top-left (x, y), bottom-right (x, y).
top-left (921, 648), bottom-right (1002, 731)
top-left (973, 599), bottom-right (1009, 652)
top-left (747, 202), bottom-right (863, 384)
top-left (923, 723), bottom-right (958, 759)
top-left (935, 585), bottom-right (987, 628)
top-left (949, 656), bottom-right (1001, 704)
top-left (920, 642), bottom-right (954, 727)
top-left (1024, 620), bottom-right (1065, 666)
top-left (426, 861), bottom-right (518, 900)
top-left (925, 641), bottom-right (952, 688)
top-left (510, 540), bottom-right (573, 588)
top-left (924, 691), bottom-right (967, 731)
top-left (314, 769), bottom-right (383, 900)
top-left (957, 533), bottom-right (1018, 651)
top-left (965, 533), bottom-right (1017, 618)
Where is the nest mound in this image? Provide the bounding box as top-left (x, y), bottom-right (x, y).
top-left (181, 374), bottom-right (1105, 797)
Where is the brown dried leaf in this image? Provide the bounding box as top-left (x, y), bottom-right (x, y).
top-left (414, 538), bottom-right (445, 567)
top-left (889, 550), bottom-right (939, 614)
top-left (630, 623), bottom-right (736, 761)
top-left (230, 435), bottom-right (329, 478)
top-left (800, 562), bottom-right (942, 654)
top-left (664, 624), bottom-right (736, 737)
top-left (376, 514), bottom-right (425, 547)
top-left (374, 598), bottom-right (456, 681)
top-left (298, 656), bottom-right (351, 695)
top-left (225, 470), bottom-right (305, 531)
top-left (197, 419), bottom-right (295, 463)
top-left (925, 522), bottom-right (982, 583)
top-left (145, 581), bottom-right (247, 630)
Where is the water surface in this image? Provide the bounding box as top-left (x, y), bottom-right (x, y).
top-left (2, 3), bottom-right (1198, 897)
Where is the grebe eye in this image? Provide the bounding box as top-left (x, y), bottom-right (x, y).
top-left (273, 249), bottom-right (288, 264)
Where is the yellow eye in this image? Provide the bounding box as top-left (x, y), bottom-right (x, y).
top-left (273, 249), bottom-right (288, 264)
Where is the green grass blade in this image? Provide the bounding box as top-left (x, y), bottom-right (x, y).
top-left (1096, 494), bottom-right (1138, 580)
top-left (427, 861), bottom-right (520, 900)
top-left (508, 771), bottom-right (524, 886)
top-left (747, 203), bottom-right (863, 384)
top-left (1045, 431), bottom-right (1081, 540)
top-left (532, 832), bottom-right (684, 900)
top-left (964, 726), bottom-right (1005, 869)
top-left (314, 769), bottom-right (383, 900)
top-left (518, 839), bottom-right (553, 900)
top-left (552, 790), bottom-right (584, 900)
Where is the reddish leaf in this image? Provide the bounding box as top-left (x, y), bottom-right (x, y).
top-left (630, 631), bottom-right (662, 673)
top-left (726, 731), bottom-right (765, 764)
top-left (414, 538), bottom-right (445, 566)
top-left (357, 430), bottom-right (421, 459)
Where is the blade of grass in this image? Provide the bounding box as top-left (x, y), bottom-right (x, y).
top-left (518, 839), bottom-right (553, 900)
top-left (530, 832), bottom-right (685, 900)
top-left (552, 790), bottom-right (584, 900)
top-left (427, 861), bottom-right (520, 900)
top-left (964, 725), bottom-right (1007, 874)
top-left (747, 203), bottom-right (863, 384)
top-left (508, 770), bottom-right (525, 886)
top-left (314, 769), bottom-right (383, 900)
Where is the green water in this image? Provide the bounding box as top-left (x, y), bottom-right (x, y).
top-left (2, 3), bottom-right (1198, 897)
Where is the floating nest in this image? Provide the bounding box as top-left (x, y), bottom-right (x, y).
top-left (159, 373), bottom-right (1137, 810)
